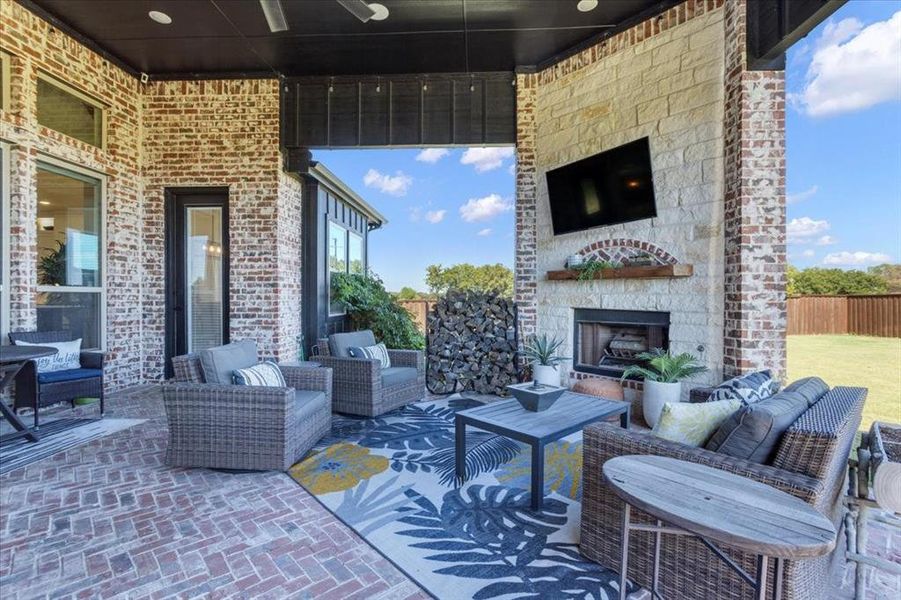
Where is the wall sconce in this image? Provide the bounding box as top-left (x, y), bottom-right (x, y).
top-left (37, 217), bottom-right (55, 231)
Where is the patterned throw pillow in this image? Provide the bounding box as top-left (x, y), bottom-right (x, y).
top-left (348, 343), bottom-right (391, 369)
top-left (233, 361), bottom-right (287, 387)
top-left (652, 399), bottom-right (742, 447)
top-left (13, 338), bottom-right (82, 373)
top-left (707, 371), bottom-right (779, 405)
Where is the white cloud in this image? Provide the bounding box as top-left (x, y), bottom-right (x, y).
top-left (424, 209), bottom-right (446, 224)
top-left (460, 147), bottom-right (515, 173)
top-left (790, 11), bottom-right (901, 117)
top-left (823, 251), bottom-right (893, 266)
top-left (787, 185), bottom-right (818, 204)
top-left (363, 168), bottom-right (412, 196)
top-left (459, 194), bottom-right (513, 222)
top-left (787, 216), bottom-right (830, 243)
top-left (416, 148), bottom-right (450, 163)
top-left (802, 249), bottom-right (816, 258)
top-left (477, 228), bottom-right (492, 236)
top-left (508, 164), bottom-right (516, 176)
top-left (815, 235), bottom-right (837, 246)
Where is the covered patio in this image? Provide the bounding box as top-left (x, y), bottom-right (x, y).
top-left (1, 0), bottom-right (898, 599)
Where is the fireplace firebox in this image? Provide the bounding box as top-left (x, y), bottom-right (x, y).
top-left (572, 308), bottom-right (670, 379)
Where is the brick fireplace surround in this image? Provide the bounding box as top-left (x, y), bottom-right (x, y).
top-left (1, 0), bottom-right (784, 394)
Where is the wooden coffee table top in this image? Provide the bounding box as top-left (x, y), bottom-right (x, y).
top-left (456, 391), bottom-right (629, 442)
top-left (603, 455), bottom-right (836, 559)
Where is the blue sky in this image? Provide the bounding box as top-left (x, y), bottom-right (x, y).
top-left (316, 0), bottom-right (900, 291)
top-left (785, 1), bottom-right (901, 269)
top-left (315, 147), bottom-right (515, 291)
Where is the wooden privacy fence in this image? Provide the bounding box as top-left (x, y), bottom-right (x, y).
top-left (787, 295), bottom-right (901, 337)
top-left (398, 300), bottom-right (434, 335)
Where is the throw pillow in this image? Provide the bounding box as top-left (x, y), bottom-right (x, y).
top-left (348, 343), bottom-right (391, 369)
top-left (707, 370), bottom-right (779, 405)
top-left (705, 383), bottom-right (816, 463)
top-left (233, 361), bottom-right (287, 387)
top-left (13, 338), bottom-right (82, 373)
top-left (652, 399), bottom-right (742, 447)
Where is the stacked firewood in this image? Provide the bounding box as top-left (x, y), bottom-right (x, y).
top-left (426, 291), bottom-right (520, 395)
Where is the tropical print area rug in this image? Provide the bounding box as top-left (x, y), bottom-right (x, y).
top-left (288, 395), bottom-right (629, 600)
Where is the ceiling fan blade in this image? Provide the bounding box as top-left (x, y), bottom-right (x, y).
top-left (336, 0), bottom-right (376, 23)
top-left (259, 0), bottom-right (289, 32)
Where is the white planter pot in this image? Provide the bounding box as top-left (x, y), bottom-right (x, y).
top-left (642, 380), bottom-right (682, 428)
top-left (533, 364), bottom-right (560, 387)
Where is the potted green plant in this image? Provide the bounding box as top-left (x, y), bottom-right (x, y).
top-left (622, 348), bottom-right (708, 428)
top-left (522, 334), bottom-right (569, 387)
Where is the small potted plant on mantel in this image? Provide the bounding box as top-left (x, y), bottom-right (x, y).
top-left (621, 348), bottom-right (707, 428)
top-left (521, 333), bottom-right (569, 387)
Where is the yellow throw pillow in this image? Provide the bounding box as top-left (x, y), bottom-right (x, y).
top-left (652, 399), bottom-right (742, 447)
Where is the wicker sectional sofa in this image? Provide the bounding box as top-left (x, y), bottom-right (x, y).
top-left (164, 350), bottom-right (332, 471)
top-left (581, 384), bottom-right (867, 600)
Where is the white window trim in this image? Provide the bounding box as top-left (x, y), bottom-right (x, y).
top-left (0, 50), bottom-right (11, 112)
top-left (0, 142), bottom-right (10, 345)
top-left (35, 155), bottom-right (107, 350)
top-left (36, 70), bottom-right (108, 150)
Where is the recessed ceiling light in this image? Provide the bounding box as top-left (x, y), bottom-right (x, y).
top-left (577, 0), bottom-right (599, 12)
top-left (39, 200), bottom-right (51, 205)
top-left (368, 3), bottom-right (389, 21)
top-left (148, 10), bottom-right (172, 25)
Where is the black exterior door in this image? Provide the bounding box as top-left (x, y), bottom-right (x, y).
top-left (164, 188), bottom-right (230, 377)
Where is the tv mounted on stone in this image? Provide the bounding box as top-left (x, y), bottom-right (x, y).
top-left (546, 137), bottom-right (656, 236)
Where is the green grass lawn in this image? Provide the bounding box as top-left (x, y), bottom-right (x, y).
top-left (787, 335), bottom-right (901, 431)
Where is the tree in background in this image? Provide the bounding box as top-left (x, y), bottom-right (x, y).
top-left (787, 266), bottom-right (888, 296)
top-left (395, 286), bottom-right (422, 301)
top-left (425, 263), bottom-right (514, 297)
top-left (868, 264), bottom-right (901, 293)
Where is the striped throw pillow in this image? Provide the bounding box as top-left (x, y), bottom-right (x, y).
top-left (233, 361), bottom-right (286, 387)
top-left (348, 343), bottom-right (391, 369)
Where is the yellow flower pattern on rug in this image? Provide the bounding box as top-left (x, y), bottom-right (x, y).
top-left (496, 440), bottom-right (583, 500)
top-left (291, 443), bottom-right (388, 495)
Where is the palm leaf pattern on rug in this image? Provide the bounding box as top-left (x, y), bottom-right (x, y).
top-left (358, 398), bottom-right (483, 451)
top-left (396, 485), bottom-right (627, 600)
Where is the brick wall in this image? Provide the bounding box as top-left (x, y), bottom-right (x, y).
top-left (0, 1), bottom-right (301, 388)
top-left (722, 0), bottom-right (787, 379)
top-left (513, 0), bottom-right (787, 388)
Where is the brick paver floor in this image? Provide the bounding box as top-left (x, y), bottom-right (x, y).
top-left (1, 385), bottom-right (898, 599)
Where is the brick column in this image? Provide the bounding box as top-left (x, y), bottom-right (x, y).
top-left (722, 0), bottom-right (787, 378)
top-left (514, 73), bottom-right (538, 340)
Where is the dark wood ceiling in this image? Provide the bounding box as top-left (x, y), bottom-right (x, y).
top-left (22, 0), bottom-right (675, 78)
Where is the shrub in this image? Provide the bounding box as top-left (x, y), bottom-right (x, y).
top-left (331, 272), bottom-right (425, 350)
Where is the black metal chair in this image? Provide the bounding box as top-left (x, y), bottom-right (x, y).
top-left (7, 331), bottom-right (105, 426)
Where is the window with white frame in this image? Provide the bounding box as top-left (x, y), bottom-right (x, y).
top-left (328, 221), bottom-right (348, 316)
top-left (348, 231), bottom-right (364, 275)
top-left (35, 160), bottom-right (105, 349)
top-left (36, 73), bottom-right (106, 148)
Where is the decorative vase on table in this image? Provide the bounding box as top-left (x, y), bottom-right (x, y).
top-left (640, 380), bottom-right (682, 428)
top-left (621, 348), bottom-right (708, 429)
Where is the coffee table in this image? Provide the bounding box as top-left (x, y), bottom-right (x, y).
top-left (455, 391), bottom-right (630, 510)
top-left (604, 455), bottom-right (836, 600)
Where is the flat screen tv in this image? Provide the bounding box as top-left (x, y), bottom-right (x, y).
top-left (545, 137), bottom-right (656, 236)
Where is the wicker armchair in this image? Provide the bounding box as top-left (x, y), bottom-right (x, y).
top-left (8, 330), bottom-right (105, 425)
top-left (164, 353), bottom-right (332, 471)
top-left (580, 385), bottom-right (867, 600)
top-left (315, 330), bottom-right (425, 417)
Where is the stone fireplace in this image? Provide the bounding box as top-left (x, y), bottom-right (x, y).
top-left (573, 309), bottom-right (670, 379)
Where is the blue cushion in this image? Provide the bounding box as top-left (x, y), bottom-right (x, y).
top-left (381, 367), bottom-right (417, 388)
top-left (38, 368), bottom-right (102, 384)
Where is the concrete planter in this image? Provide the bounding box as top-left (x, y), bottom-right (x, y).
top-left (642, 380), bottom-right (682, 428)
top-left (533, 364), bottom-right (560, 387)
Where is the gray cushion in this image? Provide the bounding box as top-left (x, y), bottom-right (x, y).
top-left (381, 367), bottom-right (417, 388)
top-left (328, 330), bottom-right (376, 358)
top-left (199, 340), bottom-right (258, 384)
top-left (294, 390), bottom-right (327, 417)
top-left (781, 376), bottom-right (830, 407)
top-left (705, 382), bottom-right (820, 464)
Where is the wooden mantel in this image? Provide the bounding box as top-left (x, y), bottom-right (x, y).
top-left (546, 264), bottom-right (693, 281)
